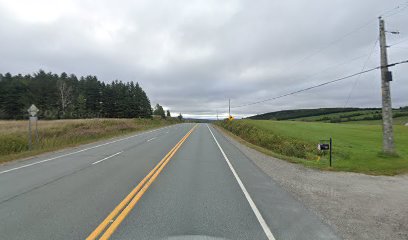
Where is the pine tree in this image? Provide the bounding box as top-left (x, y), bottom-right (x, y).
top-left (0, 70), bottom-right (154, 120)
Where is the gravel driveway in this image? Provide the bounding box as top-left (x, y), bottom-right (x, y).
top-left (218, 128), bottom-right (408, 240)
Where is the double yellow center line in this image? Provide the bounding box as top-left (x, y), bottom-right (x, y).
top-left (87, 124), bottom-right (198, 240)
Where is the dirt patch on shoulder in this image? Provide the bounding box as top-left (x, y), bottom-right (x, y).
top-left (219, 130), bottom-right (408, 240)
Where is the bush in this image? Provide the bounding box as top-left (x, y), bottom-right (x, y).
top-left (216, 120), bottom-right (314, 159)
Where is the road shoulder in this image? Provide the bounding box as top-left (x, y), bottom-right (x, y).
top-left (215, 125), bottom-right (408, 240)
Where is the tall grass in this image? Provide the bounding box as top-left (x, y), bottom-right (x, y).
top-left (0, 118), bottom-right (178, 163)
top-left (217, 120), bottom-right (316, 159)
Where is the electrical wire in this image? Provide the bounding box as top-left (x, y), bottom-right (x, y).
top-left (381, 1), bottom-right (408, 18)
top-left (392, 46), bottom-right (408, 50)
top-left (290, 21), bottom-right (374, 67)
top-left (289, 2), bottom-right (408, 69)
top-left (389, 37), bottom-right (408, 47)
top-left (222, 3), bottom-right (408, 118)
top-left (343, 38), bottom-right (379, 108)
top-left (231, 59), bottom-right (408, 109)
top-left (291, 53), bottom-right (373, 87)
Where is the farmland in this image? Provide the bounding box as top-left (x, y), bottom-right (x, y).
top-left (216, 119), bottom-right (408, 175)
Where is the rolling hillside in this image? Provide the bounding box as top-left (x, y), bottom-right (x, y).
top-left (248, 107), bottom-right (408, 124)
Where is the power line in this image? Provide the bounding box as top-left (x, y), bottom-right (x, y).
top-left (289, 2), bottom-right (408, 68)
top-left (385, 58), bottom-right (408, 67)
top-left (344, 38), bottom-right (379, 108)
top-left (290, 21), bottom-right (374, 67)
top-left (389, 37), bottom-right (408, 47)
top-left (381, 1), bottom-right (408, 18)
top-left (225, 3), bottom-right (408, 113)
top-left (292, 53), bottom-right (374, 87)
top-left (392, 46), bottom-right (408, 50)
top-left (231, 59), bottom-right (408, 109)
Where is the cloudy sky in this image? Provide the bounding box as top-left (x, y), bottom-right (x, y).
top-left (0, 0), bottom-right (407, 119)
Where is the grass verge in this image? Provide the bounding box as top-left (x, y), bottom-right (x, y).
top-left (0, 118), bottom-right (179, 164)
top-left (215, 120), bottom-right (408, 175)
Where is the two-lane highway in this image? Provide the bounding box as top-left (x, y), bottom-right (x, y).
top-left (0, 123), bottom-right (340, 240)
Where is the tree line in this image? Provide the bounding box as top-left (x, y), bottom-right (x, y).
top-left (152, 103), bottom-right (183, 121)
top-left (0, 70), bottom-right (154, 119)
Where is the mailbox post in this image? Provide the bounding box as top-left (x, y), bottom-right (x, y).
top-left (318, 138), bottom-right (332, 167)
top-left (329, 138), bottom-right (332, 167)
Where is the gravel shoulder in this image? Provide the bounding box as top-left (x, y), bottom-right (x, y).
top-left (217, 127), bottom-right (408, 240)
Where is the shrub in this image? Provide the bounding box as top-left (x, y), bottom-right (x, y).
top-left (217, 120), bottom-right (314, 159)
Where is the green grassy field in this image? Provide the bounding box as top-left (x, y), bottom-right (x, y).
top-left (0, 118), bottom-right (178, 163)
top-left (216, 120), bottom-right (408, 175)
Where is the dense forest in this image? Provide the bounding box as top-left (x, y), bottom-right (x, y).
top-left (0, 70), bottom-right (153, 119)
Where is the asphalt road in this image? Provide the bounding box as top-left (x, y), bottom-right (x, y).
top-left (0, 123), bottom-right (340, 240)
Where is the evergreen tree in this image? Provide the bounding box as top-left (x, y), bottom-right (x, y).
top-left (0, 70), bottom-right (154, 120)
top-left (0, 73), bottom-right (28, 119)
top-left (153, 104), bottom-right (165, 118)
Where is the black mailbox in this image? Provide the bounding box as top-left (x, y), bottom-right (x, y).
top-left (318, 138), bottom-right (333, 166)
top-left (318, 143), bottom-right (330, 151)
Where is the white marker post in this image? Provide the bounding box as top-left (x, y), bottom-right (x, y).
top-left (27, 104), bottom-right (39, 150)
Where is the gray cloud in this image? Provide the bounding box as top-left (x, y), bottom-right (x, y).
top-left (0, 0), bottom-right (407, 119)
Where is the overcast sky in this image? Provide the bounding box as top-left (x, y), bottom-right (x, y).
top-left (0, 0), bottom-right (407, 119)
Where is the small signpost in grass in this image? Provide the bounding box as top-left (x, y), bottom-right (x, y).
top-left (318, 138), bottom-right (332, 167)
top-left (27, 104), bottom-right (39, 150)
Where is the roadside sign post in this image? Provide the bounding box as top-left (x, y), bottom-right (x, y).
top-left (318, 138), bottom-right (332, 167)
top-left (27, 104), bottom-right (39, 150)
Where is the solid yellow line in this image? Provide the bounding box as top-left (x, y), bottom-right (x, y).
top-left (86, 124), bottom-right (197, 240)
top-left (87, 125), bottom-right (195, 240)
top-left (86, 135), bottom-right (183, 240)
top-left (99, 125), bottom-right (197, 239)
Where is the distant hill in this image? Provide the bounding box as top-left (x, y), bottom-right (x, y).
top-left (184, 118), bottom-right (213, 123)
top-left (248, 108), bottom-right (367, 120)
top-left (247, 107), bottom-right (408, 124)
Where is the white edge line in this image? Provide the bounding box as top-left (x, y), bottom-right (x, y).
top-left (92, 151), bottom-right (123, 165)
top-left (0, 125), bottom-right (176, 175)
top-left (206, 124), bottom-right (276, 240)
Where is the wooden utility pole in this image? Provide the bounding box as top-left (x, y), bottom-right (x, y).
top-left (379, 17), bottom-right (395, 154)
top-left (228, 99), bottom-right (231, 117)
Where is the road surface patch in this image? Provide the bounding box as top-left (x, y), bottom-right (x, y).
top-left (87, 124), bottom-right (197, 240)
top-left (207, 124), bottom-right (276, 240)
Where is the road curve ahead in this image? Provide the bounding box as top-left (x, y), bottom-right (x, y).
top-left (0, 123), bottom-right (340, 240)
